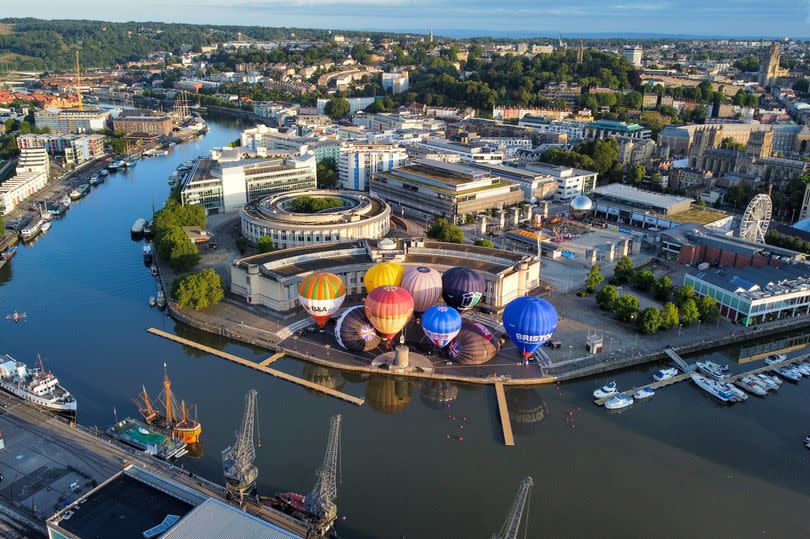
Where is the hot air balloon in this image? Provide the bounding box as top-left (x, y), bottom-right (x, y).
top-left (447, 321), bottom-right (500, 365)
top-left (502, 296), bottom-right (558, 359)
top-left (364, 261), bottom-right (404, 293)
top-left (442, 267), bottom-right (485, 311)
top-left (421, 305), bottom-right (462, 348)
top-left (335, 305), bottom-right (381, 352)
top-left (298, 272), bottom-right (346, 327)
top-left (400, 266), bottom-right (443, 313)
top-left (364, 286), bottom-right (414, 341)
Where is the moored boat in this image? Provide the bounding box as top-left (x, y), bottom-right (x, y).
top-left (0, 354), bottom-right (77, 414)
top-left (691, 373), bottom-right (735, 402)
top-left (696, 361), bottom-right (729, 380)
top-left (131, 218), bottom-right (147, 236)
top-left (106, 417), bottom-right (187, 460)
top-left (773, 366), bottom-right (801, 382)
top-left (143, 243), bottom-right (154, 264)
top-left (634, 387), bottom-right (655, 400)
top-left (653, 367), bottom-right (679, 382)
top-left (41, 221), bottom-right (52, 233)
top-left (156, 290), bottom-right (166, 308)
top-left (20, 218), bottom-right (44, 241)
top-left (593, 381), bottom-right (618, 399)
top-left (605, 394), bottom-right (633, 410)
top-left (735, 376), bottom-right (767, 397)
top-left (133, 364), bottom-right (202, 445)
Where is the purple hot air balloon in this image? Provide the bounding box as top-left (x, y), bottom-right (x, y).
top-left (401, 266), bottom-right (443, 313)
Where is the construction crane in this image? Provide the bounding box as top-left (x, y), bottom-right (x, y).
top-left (222, 389), bottom-right (259, 506)
top-left (304, 414), bottom-right (342, 536)
top-left (491, 476), bottom-right (533, 539)
top-left (75, 50), bottom-right (83, 111)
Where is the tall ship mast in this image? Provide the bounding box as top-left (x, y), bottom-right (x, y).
top-left (133, 364), bottom-right (202, 445)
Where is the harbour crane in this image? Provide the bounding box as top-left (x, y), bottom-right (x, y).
top-left (222, 389), bottom-right (259, 506)
top-left (491, 476), bottom-right (533, 539)
top-left (304, 414), bottom-right (342, 536)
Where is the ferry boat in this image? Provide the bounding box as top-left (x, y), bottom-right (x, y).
top-left (653, 367), bottom-right (678, 382)
top-left (20, 218), bottom-right (44, 241)
top-left (696, 361), bottom-right (729, 379)
top-left (133, 364), bottom-right (202, 445)
top-left (691, 373), bottom-right (735, 402)
top-left (107, 417), bottom-right (187, 460)
top-left (0, 354), bottom-right (77, 414)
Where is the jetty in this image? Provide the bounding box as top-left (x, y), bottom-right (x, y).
top-left (494, 382), bottom-right (515, 447)
top-left (147, 328), bottom-right (365, 406)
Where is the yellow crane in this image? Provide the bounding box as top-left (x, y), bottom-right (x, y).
top-left (75, 50), bottom-right (83, 111)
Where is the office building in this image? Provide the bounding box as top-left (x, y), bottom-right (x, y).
top-left (524, 162), bottom-right (597, 202)
top-left (181, 152), bottom-right (316, 214)
top-left (381, 72), bottom-right (409, 94)
top-left (112, 109), bottom-right (173, 136)
top-left (34, 107), bottom-right (110, 134)
top-left (17, 133), bottom-right (105, 167)
top-left (370, 159), bottom-right (523, 223)
top-left (583, 120), bottom-right (651, 141)
top-left (316, 97), bottom-right (377, 116)
top-left (338, 142), bottom-right (408, 191)
top-left (0, 147), bottom-right (49, 215)
top-left (415, 138), bottom-right (504, 165)
top-left (469, 162), bottom-right (557, 202)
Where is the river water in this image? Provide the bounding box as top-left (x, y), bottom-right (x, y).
top-left (1, 113), bottom-right (808, 538)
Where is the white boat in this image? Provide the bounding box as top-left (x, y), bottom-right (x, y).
top-left (691, 373), bottom-right (736, 402)
top-left (41, 221), bottom-right (52, 233)
top-left (696, 361), bottom-right (729, 379)
top-left (634, 387), bottom-right (655, 400)
top-left (99, 169), bottom-right (109, 177)
top-left (605, 394), bottom-right (633, 410)
top-left (60, 195), bottom-right (72, 207)
top-left (0, 354), bottom-right (77, 413)
top-left (793, 362), bottom-right (810, 376)
top-left (148, 296), bottom-right (156, 307)
top-left (653, 367), bottom-right (679, 382)
top-left (755, 373), bottom-right (780, 391)
top-left (766, 354), bottom-right (787, 362)
top-left (150, 265), bottom-right (158, 276)
top-left (735, 376), bottom-right (767, 397)
top-left (593, 381), bottom-right (618, 399)
top-left (156, 290), bottom-right (166, 308)
top-left (131, 218), bottom-right (147, 235)
top-left (20, 218), bottom-right (44, 241)
top-left (773, 367), bottom-right (801, 382)
top-left (39, 204), bottom-right (53, 221)
top-left (143, 243), bottom-right (154, 263)
top-left (725, 383), bottom-right (748, 401)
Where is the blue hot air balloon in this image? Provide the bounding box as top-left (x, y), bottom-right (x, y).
top-left (421, 305), bottom-right (462, 348)
top-left (502, 296), bottom-right (558, 359)
top-left (441, 267), bottom-right (485, 311)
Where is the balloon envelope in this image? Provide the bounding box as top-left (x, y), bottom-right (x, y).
top-left (421, 305), bottom-right (462, 348)
top-left (401, 266), bottom-right (443, 313)
top-left (442, 267), bottom-right (485, 311)
top-left (447, 320), bottom-right (501, 365)
top-left (335, 305), bottom-right (381, 352)
top-left (298, 272), bottom-right (346, 327)
top-left (364, 286), bottom-right (414, 340)
top-left (502, 296), bottom-right (558, 359)
top-left (364, 262), bottom-right (404, 293)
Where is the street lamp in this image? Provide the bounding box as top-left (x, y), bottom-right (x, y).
top-left (568, 345), bottom-right (573, 361)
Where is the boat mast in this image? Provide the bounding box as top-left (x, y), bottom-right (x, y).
top-left (142, 386), bottom-right (155, 419)
top-left (163, 363), bottom-right (173, 425)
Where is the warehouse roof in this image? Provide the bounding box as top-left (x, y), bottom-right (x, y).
top-left (163, 499), bottom-right (302, 539)
top-left (591, 183), bottom-right (692, 211)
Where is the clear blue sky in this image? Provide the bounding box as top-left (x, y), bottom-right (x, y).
top-left (5, 0), bottom-right (809, 38)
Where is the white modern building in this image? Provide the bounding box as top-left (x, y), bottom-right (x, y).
top-left (240, 124), bottom-right (311, 154)
top-left (33, 107), bottom-right (110, 134)
top-left (0, 148), bottom-right (49, 215)
top-left (518, 115), bottom-right (587, 140)
top-left (524, 162), bottom-right (598, 202)
top-left (381, 72), bottom-right (409, 94)
top-left (338, 142), bottom-right (408, 191)
top-left (316, 97), bottom-right (377, 116)
top-left (469, 163), bottom-right (557, 202)
top-left (180, 152), bottom-right (317, 214)
top-left (415, 138), bottom-right (505, 165)
top-left (16, 133), bottom-right (105, 167)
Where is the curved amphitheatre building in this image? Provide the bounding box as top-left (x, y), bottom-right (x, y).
top-left (240, 190), bottom-right (391, 248)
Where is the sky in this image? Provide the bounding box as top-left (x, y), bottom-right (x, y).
top-left (4, 0), bottom-right (810, 38)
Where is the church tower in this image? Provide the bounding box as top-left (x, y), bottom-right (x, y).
top-left (759, 43), bottom-right (781, 87)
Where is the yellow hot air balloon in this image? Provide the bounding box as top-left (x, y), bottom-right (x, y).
top-left (363, 261), bottom-right (404, 293)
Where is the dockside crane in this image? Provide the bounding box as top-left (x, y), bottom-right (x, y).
top-left (492, 476), bottom-right (533, 539)
top-left (222, 389), bottom-right (259, 506)
top-left (304, 414), bottom-right (342, 536)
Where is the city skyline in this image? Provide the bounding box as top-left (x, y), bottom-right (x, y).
top-left (3, 0), bottom-right (810, 38)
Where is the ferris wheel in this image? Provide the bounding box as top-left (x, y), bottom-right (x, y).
top-left (739, 194), bottom-right (772, 244)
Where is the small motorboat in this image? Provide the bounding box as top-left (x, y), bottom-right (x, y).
top-left (773, 367), bottom-right (801, 382)
top-left (735, 376), bottom-right (767, 397)
top-left (793, 362), bottom-right (810, 376)
top-left (764, 355), bottom-right (787, 366)
top-left (653, 367), bottom-right (679, 382)
top-left (634, 387), bottom-right (655, 400)
top-left (150, 265), bottom-right (159, 276)
top-left (605, 394), bottom-right (633, 410)
top-left (156, 290), bottom-right (166, 308)
top-left (593, 381), bottom-right (618, 399)
top-left (696, 361), bottom-right (729, 379)
top-left (5, 311), bottom-right (26, 323)
top-left (724, 383), bottom-right (748, 401)
top-left (148, 296), bottom-right (156, 307)
top-left (691, 374), bottom-right (735, 402)
top-left (755, 373), bottom-right (780, 391)
top-left (41, 222), bottom-right (52, 233)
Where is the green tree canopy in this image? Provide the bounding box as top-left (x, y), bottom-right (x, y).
top-left (171, 268), bottom-right (224, 311)
top-left (654, 275), bottom-right (673, 302)
top-left (631, 269), bottom-right (655, 291)
top-left (679, 298), bottom-right (700, 325)
top-left (324, 97), bottom-right (350, 120)
top-left (316, 157), bottom-right (338, 189)
top-left (675, 284), bottom-right (695, 306)
top-left (628, 164), bottom-right (646, 185)
top-left (660, 302), bottom-right (679, 330)
top-left (427, 218), bottom-right (464, 243)
top-left (614, 256), bottom-right (634, 283)
top-left (615, 294), bottom-right (640, 322)
top-left (638, 307), bottom-right (661, 334)
top-left (474, 239), bottom-right (494, 248)
top-left (257, 235), bottom-right (274, 253)
top-left (698, 295), bottom-right (720, 321)
top-left (290, 195), bottom-right (343, 213)
top-left (585, 264), bottom-right (604, 293)
top-left (596, 284), bottom-right (618, 310)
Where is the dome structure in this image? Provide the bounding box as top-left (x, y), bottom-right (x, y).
top-left (569, 195), bottom-right (594, 219)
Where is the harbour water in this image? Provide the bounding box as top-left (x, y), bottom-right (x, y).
top-left (1, 113), bottom-right (809, 537)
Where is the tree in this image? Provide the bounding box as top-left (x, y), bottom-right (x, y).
top-left (257, 235), bottom-right (274, 253)
top-left (324, 97), bottom-right (350, 120)
top-left (654, 275), bottom-right (673, 301)
top-left (585, 264), bottom-right (604, 293)
top-left (474, 239), bottom-right (494, 248)
top-left (596, 284), bottom-right (618, 310)
top-left (614, 256), bottom-right (634, 283)
top-left (169, 235), bottom-right (200, 272)
top-left (316, 157), bottom-right (338, 189)
top-left (660, 302), bottom-right (679, 330)
top-left (628, 164), bottom-right (645, 185)
top-left (172, 268), bottom-right (224, 311)
top-left (675, 284), bottom-right (695, 306)
top-left (698, 295), bottom-right (720, 321)
top-left (631, 269), bottom-right (655, 291)
top-left (792, 78), bottom-right (809, 95)
top-left (679, 298), bottom-right (700, 325)
top-left (615, 294), bottom-right (640, 322)
top-left (0, 215), bottom-right (4, 237)
top-left (427, 218), bottom-right (464, 243)
top-left (638, 307), bottom-right (661, 334)
top-left (290, 196), bottom-right (343, 213)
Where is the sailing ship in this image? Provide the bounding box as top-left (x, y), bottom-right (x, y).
top-left (133, 363), bottom-right (202, 445)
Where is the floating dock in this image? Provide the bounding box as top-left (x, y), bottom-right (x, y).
top-left (260, 352), bottom-right (285, 367)
top-left (148, 328), bottom-right (364, 406)
top-left (494, 382), bottom-right (515, 446)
